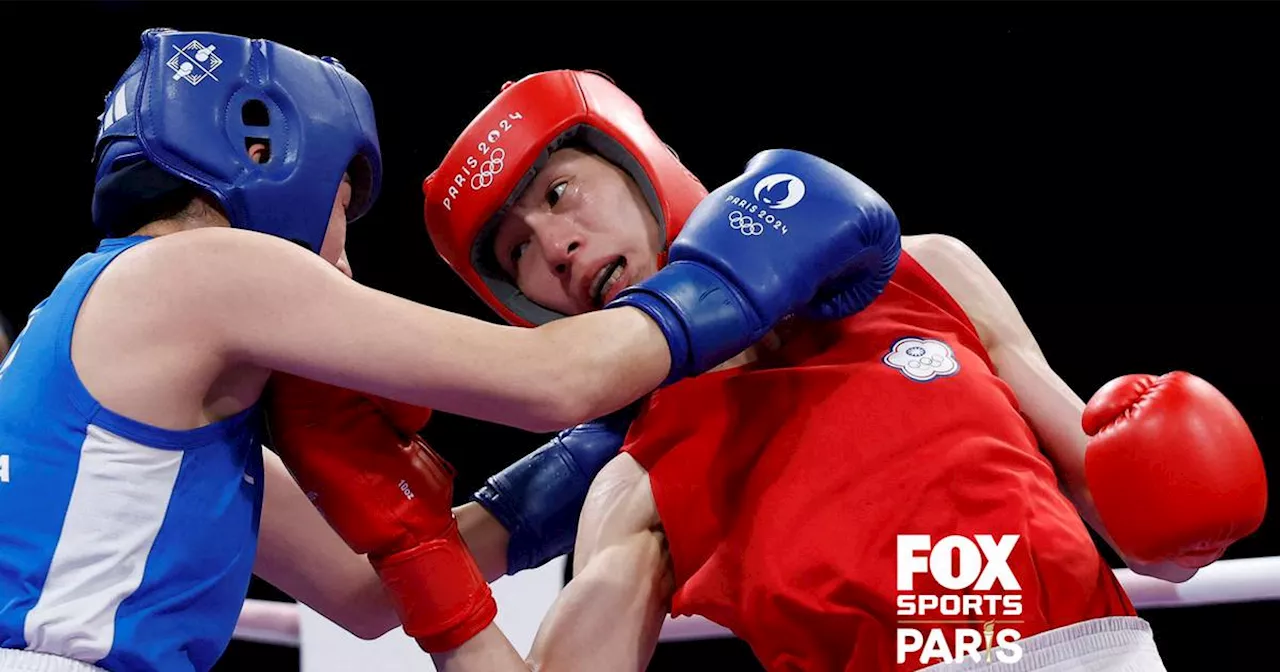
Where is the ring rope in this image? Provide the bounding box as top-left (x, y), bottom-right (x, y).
top-left (232, 556), bottom-right (1280, 647)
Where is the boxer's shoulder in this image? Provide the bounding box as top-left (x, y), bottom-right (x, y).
top-left (902, 233), bottom-right (980, 269)
top-left (104, 226), bottom-right (309, 279)
top-left (899, 233), bottom-right (1018, 351)
top-left (85, 226), bottom-right (328, 336)
top-left (70, 228), bottom-right (286, 428)
top-left (78, 229), bottom-right (242, 332)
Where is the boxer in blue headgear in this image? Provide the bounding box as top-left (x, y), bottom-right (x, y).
top-left (0, 27), bottom-right (905, 672)
top-left (90, 28), bottom-right (380, 257)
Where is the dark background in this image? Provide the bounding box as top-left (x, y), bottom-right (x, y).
top-left (2, 1), bottom-right (1276, 669)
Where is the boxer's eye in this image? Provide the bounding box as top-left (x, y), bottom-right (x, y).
top-left (547, 181), bottom-right (568, 208)
top-left (509, 240), bottom-right (529, 266)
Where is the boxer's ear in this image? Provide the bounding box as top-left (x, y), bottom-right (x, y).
top-left (246, 141), bottom-right (271, 164)
top-left (242, 100), bottom-right (272, 163)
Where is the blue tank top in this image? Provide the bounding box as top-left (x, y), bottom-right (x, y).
top-left (0, 236), bottom-right (266, 672)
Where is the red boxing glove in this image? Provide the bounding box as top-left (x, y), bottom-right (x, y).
top-left (265, 373), bottom-right (496, 652)
top-left (1082, 371), bottom-right (1268, 568)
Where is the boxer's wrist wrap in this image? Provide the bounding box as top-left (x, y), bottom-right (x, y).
top-left (370, 520), bottom-right (497, 653)
top-left (473, 435), bottom-right (589, 574)
top-left (472, 479), bottom-right (551, 575)
top-left (608, 261), bottom-right (762, 385)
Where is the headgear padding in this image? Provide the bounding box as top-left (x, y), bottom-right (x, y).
top-left (422, 70), bottom-right (707, 327)
top-left (92, 28), bottom-right (382, 253)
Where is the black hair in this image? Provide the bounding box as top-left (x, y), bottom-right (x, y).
top-left (92, 160), bottom-right (208, 237)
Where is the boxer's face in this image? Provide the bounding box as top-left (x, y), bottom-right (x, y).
top-left (320, 175), bottom-right (355, 279)
top-left (491, 148), bottom-right (663, 315)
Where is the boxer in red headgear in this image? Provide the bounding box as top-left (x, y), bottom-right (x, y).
top-left (421, 71), bottom-right (1268, 672)
top-left (425, 71), bottom-right (707, 327)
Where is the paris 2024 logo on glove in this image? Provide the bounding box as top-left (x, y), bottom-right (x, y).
top-left (723, 173), bottom-right (807, 237)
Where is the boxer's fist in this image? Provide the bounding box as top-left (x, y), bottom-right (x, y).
top-left (265, 374), bottom-right (496, 652)
top-left (1082, 371), bottom-right (1267, 568)
top-left (266, 375), bottom-right (439, 551)
top-left (609, 149), bottom-right (900, 383)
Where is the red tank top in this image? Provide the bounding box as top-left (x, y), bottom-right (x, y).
top-left (622, 251), bottom-right (1134, 671)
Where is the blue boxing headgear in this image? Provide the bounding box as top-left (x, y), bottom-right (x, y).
top-left (91, 28), bottom-right (381, 253)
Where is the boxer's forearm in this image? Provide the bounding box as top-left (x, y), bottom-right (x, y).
top-left (904, 235), bottom-right (1199, 583)
top-left (430, 532), bottom-right (672, 672)
top-left (455, 502), bottom-right (510, 582)
top-left (255, 449), bottom-right (399, 639)
top-left (903, 234), bottom-right (1085, 496)
top-left (211, 234), bottom-right (668, 434)
top-left (525, 307), bottom-right (671, 429)
top-left (986, 342), bottom-right (1092, 506)
top-left (408, 306), bottom-right (670, 435)
top-left (985, 343), bottom-right (1197, 582)
top-left (431, 622), bottom-right (528, 672)
top-left (525, 530), bottom-right (673, 672)
top-left (904, 235), bottom-right (1117, 557)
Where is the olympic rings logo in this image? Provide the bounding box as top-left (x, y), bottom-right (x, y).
top-left (904, 347), bottom-right (943, 368)
top-left (728, 211), bottom-right (764, 236)
top-left (471, 148), bottom-right (506, 190)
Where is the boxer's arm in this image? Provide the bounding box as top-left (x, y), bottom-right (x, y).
top-left (525, 453), bottom-right (672, 672)
top-left (433, 534), bottom-right (670, 672)
top-left (521, 525), bottom-right (671, 672)
top-left (454, 502), bottom-right (511, 582)
top-left (433, 454), bottom-right (671, 672)
top-left (255, 454), bottom-right (512, 641)
top-left (254, 448), bottom-right (399, 640)
top-left (905, 234), bottom-right (1196, 582)
top-left (152, 227), bottom-right (668, 432)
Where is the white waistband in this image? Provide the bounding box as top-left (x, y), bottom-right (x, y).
top-left (921, 616), bottom-right (1167, 672)
top-left (0, 649), bottom-right (106, 672)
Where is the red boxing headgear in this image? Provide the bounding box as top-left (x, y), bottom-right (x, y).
top-left (423, 70), bottom-right (707, 327)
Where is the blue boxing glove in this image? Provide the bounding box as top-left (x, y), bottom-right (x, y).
top-left (608, 148), bottom-right (901, 383)
top-left (472, 406), bottom-right (636, 575)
